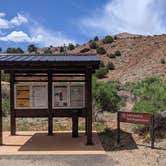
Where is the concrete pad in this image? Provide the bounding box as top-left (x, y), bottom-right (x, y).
top-left (0, 131), bottom-right (105, 155)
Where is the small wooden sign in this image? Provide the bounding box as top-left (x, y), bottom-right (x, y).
top-left (119, 112), bottom-right (152, 125)
top-left (117, 112), bottom-right (155, 149)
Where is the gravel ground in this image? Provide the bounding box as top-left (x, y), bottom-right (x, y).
top-left (0, 155), bottom-right (117, 166)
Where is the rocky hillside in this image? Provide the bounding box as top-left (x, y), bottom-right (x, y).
top-left (40, 33), bottom-right (166, 83)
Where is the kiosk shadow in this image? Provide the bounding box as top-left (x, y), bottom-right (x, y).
top-left (18, 132), bottom-right (103, 151)
top-left (98, 129), bottom-right (138, 151)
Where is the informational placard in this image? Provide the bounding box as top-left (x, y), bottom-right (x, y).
top-left (15, 86), bottom-right (30, 108)
top-left (70, 86), bottom-right (84, 107)
top-left (53, 86), bottom-right (68, 107)
top-left (117, 112), bottom-right (155, 149)
top-left (15, 84), bottom-right (48, 109)
top-left (32, 85), bottom-right (48, 108)
top-left (53, 84), bottom-right (85, 108)
top-left (119, 112), bottom-right (152, 125)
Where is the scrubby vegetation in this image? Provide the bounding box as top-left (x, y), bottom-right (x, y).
top-left (107, 50), bottom-right (121, 58)
top-left (114, 50), bottom-right (121, 56)
top-left (125, 77), bottom-right (166, 114)
top-left (106, 62), bottom-right (115, 70)
top-left (93, 77), bottom-right (122, 112)
top-left (6, 47), bottom-right (24, 53)
top-left (96, 47), bottom-right (106, 55)
top-left (89, 41), bottom-right (98, 49)
top-left (107, 53), bottom-right (116, 58)
top-left (161, 58), bottom-right (165, 64)
top-left (103, 35), bottom-right (114, 44)
top-left (44, 47), bottom-right (52, 54)
top-left (27, 44), bottom-right (37, 53)
top-left (95, 68), bottom-right (108, 78)
top-left (68, 43), bottom-right (75, 50)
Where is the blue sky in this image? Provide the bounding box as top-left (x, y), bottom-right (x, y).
top-left (0, 0), bottom-right (166, 50)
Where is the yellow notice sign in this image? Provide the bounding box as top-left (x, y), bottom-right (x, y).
top-left (16, 86), bottom-right (30, 107)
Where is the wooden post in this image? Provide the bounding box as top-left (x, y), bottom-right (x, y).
top-left (0, 70), bottom-right (2, 145)
top-left (48, 71), bottom-right (53, 136)
top-left (117, 112), bottom-right (120, 145)
top-left (72, 111), bottom-right (78, 137)
top-left (10, 72), bottom-right (16, 135)
top-left (151, 114), bottom-right (155, 149)
top-left (85, 69), bottom-right (93, 145)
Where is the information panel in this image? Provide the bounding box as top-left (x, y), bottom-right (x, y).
top-left (32, 85), bottom-right (48, 108)
top-left (16, 86), bottom-right (30, 108)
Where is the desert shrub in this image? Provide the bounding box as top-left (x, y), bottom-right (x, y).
top-left (6, 47), bottom-right (24, 53)
top-left (161, 58), bottom-right (165, 64)
top-left (97, 47), bottom-right (106, 55)
top-left (27, 44), bottom-right (37, 53)
top-left (115, 50), bottom-right (121, 56)
top-left (107, 62), bottom-right (115, 70)
top-left (95, 68), bottom-right (108, 79)
top-left (44, 47), bottom-right (52, 54)
top-left (94, 36), bottom-right (99, 41)
top-left (99, 61), bottom-right (105, 68)
top-left (103, 35), bottom-right (114, 44)
top-left (60, 46), bottom-right (64, 53)
top-left (93, 77), bottom-right (121, 112)
top-left (2, 98), bottom-right (10, 116)
top-left (89, 41), bottom-right (98, 49)
top-left (131, 78), bottom-right (166, 114)
top-left (68, 43), bottom-right (75, 50)
top-left (107, 53), bottom-right (116, 58)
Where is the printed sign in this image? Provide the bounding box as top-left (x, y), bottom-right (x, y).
top-left (70, 86), bottom-right (84, 107)
top-left (119, 112), bottom-right (152, 125)
top-left (32, 85), bottom-right (48, 108)
top-left (15, 86), bottom-right (30, 107)
top-left (53, 86), bottom-right (68, 107)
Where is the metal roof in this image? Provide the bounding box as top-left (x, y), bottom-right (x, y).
top-left (0, 54), bottom-right (100, 71)
top-left (0, 54), bottom-right (99, 62)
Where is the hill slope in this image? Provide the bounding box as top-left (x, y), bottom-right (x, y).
top-left (41, 33), bottom-right (166, 83)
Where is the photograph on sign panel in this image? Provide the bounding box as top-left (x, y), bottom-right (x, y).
top-left (53, 86), bottom-right (68, 107)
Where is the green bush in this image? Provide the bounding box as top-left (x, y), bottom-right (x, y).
top-left (97, 47), bottom-right (106, 55)
top-left (131, 78), bottom-right (166, 114)
top-left (89, 41), bottom-right (98, 49)
top-left (115, 50), bottom-right (121, 56)
top-left (44, 47), bottom-right (52, 54)
top-left (27, 44), bottom-right (37, 53)
top-left (99, 61), bottom-right (105, 68)
top-left (0, 48), bottom-right (2, 52)
top-left (68, 43), bottom-right (75, 50)
top-left (161, 58), bottom-right (165, 64)
top-left (60, 46), bottom-right (64, 53)
top-left (107, 62), bottom-right (115, 70)
top-left (95, 68), bottom-right (108, 79)
top-left (94, 36), bottom-right (99, 41)
top-left (2, 98), bottom-right (10, 116)
top-left (103, 35), bottom-right (114, 44)
top-left (107, 53), bottom-right (116, 58)
top-left (6, 47), bottom-right (24, 53)
top-left (93, 77), bottom-right (121, 112)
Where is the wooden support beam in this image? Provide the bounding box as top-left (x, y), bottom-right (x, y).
top-left (72, 111), bottom-right (78, 138)
top-left (0, 71), bottom-right (2, 145)
top-left (48, 71), bottom-right (53, 136)
top-left (85, 68), bottom-right (93, 145)
top-left (10, 72), bottom-right (16, 135)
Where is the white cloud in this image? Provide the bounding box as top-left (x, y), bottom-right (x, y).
top-left (29, 26), bottom-right (75, 47)
top-left (10, 13), bottom-right (28, 26)
top-left (0, 12), bottom-right (75, 46)
top-left (0, 12), bottom-right (6, 17)
top-left (81, 0), bottom-right (166, 35)
top-left (0, 12), bottom-right (28, 29)
top-left (0, 31), bottom-right (41, 42)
